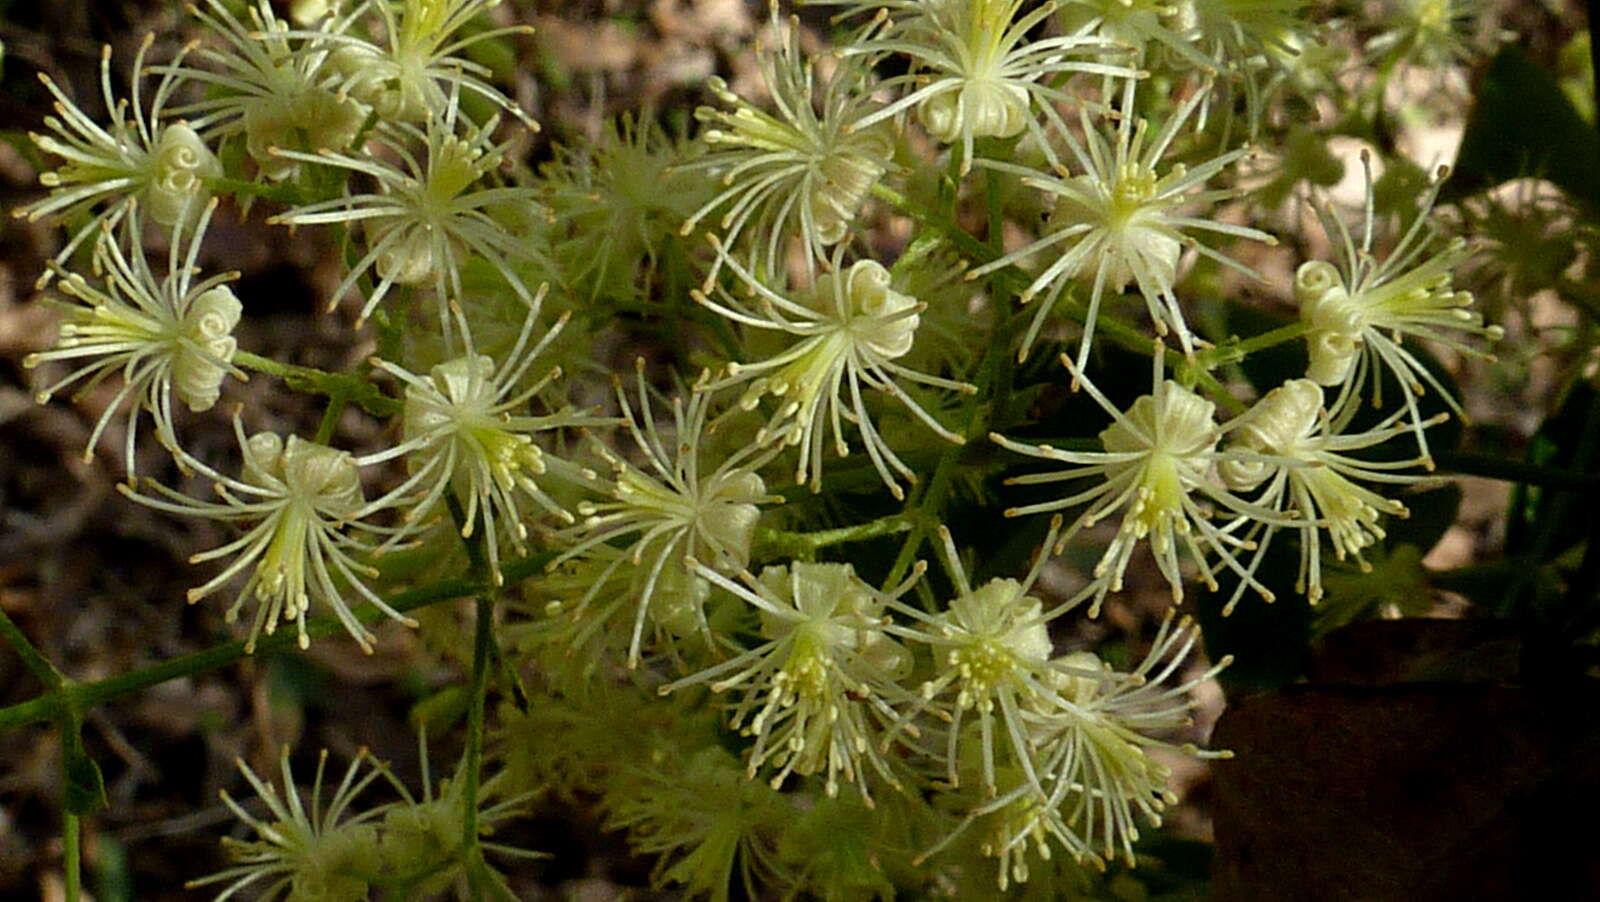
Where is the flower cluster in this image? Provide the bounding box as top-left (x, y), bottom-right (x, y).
top-left (12, 0), bottom-right (1519, 897)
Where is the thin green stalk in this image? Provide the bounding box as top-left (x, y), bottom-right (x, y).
top-left (445, 492), bottom-right (499, 902)
top-left (234, 351), bottom-right (401, 417)
top-left (0, 552), bottom-right (553, 731)
top-left (755, 513), bottom-right (917, 560)
top-left (314, 392), bottom-right (349, 445)
top-left (882, 159), bottom-right (1020, 588)
top-left (64, 812), bottom-right (81, 902)
top-left (1433, 452), bottom-right (1600, 490)
top-left (462, 593), bottom-right (493, 902)
top-left (0, 604), bottom-right (65, 691)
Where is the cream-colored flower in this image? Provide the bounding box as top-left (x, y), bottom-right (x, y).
top-left (991, 350), bottom-right (1268, 612)
top-left (840, 0), bottom-right (1135, 174)
top-left (1217, 377), bottom-right (1442, 608)
top-left (680, 12), bottom-right (895, 281)
top-left (121, 418), bottom-right (415, 652)
top-left (188, 747), bottom-right (387, 902)
top-left (175, 0), bottom-right (367, 182)
top-left (968, 79), bottom-right (1274, 365)
top-left (663, 561), bottom-right (918, 803)
top-left (317, 0), bottom-right (534, 126)
top-left (17, 37), bottom-right (222, 285)
top-left (1295, 156), bottom-right (1501, 465)
top-left (547, 363), bottom-right (780, 666)
top-left (25, 201), bottom-right (242, 477)
top-left (695, 247), bottom-right (975, 499)
top-left (269, 88), bottom-right (546, 331)
top-left (372, 292), bottom-right (602, 584)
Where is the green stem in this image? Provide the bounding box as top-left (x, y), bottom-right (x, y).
top-left (1433, 452), bottom-right (1600, 490)
top-left (0, 552), bottom-right (553, 731)
top-left (881, 159), bottom-right (1020, 588)
top-left (0, 604), bottom-right (65, 691)
top-left (234, 351), bottom-right (401, 417)
top-left (754, 513), bottom-right (917, 560)
top-left (314, 392), bottom-right (349, 445)
top-left (462, 593), bottom-right (492, 902)
top-left (445, 493), bottom-right (498, 902)
top-left (64, 812), bottom-right (81, 902)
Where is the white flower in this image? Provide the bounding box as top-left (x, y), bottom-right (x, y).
top-left (371, 291), bottom-right (603, 585)
top-left (695, 247), bottom-right (975, 499)
top-left (120, 418), bottom-right (416, 652)
top-left (1016, 613), bottom-right (1229, 869)
top-left (882, 519), bottom-right (1079, 799)
top-left (174, 0), bottom-right (367, 182)
top-left (662, 561), bottom-right (918, 803)
top-left (840, 0), bottom-right (1136, 174)
top-left (269, 88), bottom-right (546, 330)
top-left (17, 36), bottom-right (222, 285)
top-left (918, 613), bottom-right (1230, 884)
top-left (1296, 155), bottom-right (1501, 465)
top-left (314, 0), bottom-right (535, 126)
top-left (1217, 377), bottom-right (1442, 609)
top-left (680, 12), bottom-right (895, 281)
top-left (991, 349), bottom-right (1268, 613)
top-left (547, 365), bottom-right (779, 666)
top-left (25, 201), bottom-right (243, 477)
top-left (188, 747), bottom-right (386, 902)
top-left (968, 79), bottom-right (1274, 365)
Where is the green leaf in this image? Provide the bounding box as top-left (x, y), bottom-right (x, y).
top-left (1445, 47), bottom-right (1600, 211)
top-left (62, 728), bottom-right (108, 815)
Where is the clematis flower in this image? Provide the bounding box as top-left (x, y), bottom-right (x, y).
top-left (695, 245), bottom-right (975, 499)
top-left (17, 36), bottom-right (222, 285)
top-left (310, 0), bottom-right (535, 126)
top-left (835, 0), bottom-right (1136, 175)
top-left (25, 201), bottom-right (243, 478)
top-left (1217, 377), bottom-right (1443, 609)
top-left (1295, 155), bottom-right (1502, 465)
top-left (170, 0), bottom-right (367, 183)
top-left (662, 561), bottom-right (920, 803)
top-left (968, 78), bottom-right (1274, 365)
top-left (990, 349), bottom-right (1268, 613)
top-left (916, 611), bottom-right (1229, 884)
top-left (882, 518), bottom-right (1077, 800)
top-left (547, 363), bottom-right (780, 666)
top-left (371, 290), bottom-right (606, 585)
top-left (188, 747), bottom-right (387, 902)
top-left (269, 86), bottom-right (547, 331)
top-left (679, 11), bottom-right (896, 282)
top-left (120, 417), bottom-right (416, 653)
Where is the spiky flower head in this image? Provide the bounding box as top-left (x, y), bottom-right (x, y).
top-left (1217, 377), bottom-right (1442, 608)
top-left (991, 349), bottom-right (1268, 613)
top-left (1295, 155), bottom-right (1502, 465)
top-left (840, 0), bottom-right (1136, 175)
top-left (1024, 613), bottom-right (1230, 868)
top-left (695, 247), bottom-right (975, 499)
top-left (173, 0), bottom-right (367, 182)
top-left (269, 87), bottom-right (546, 330)
top-left (883, 519), bottom-right (1082, 800)
top-left (188, 747), bottom-right (387, 902)
top-left (969, 79), bottom-right (1275, 365)
top-left (548, 365), bottom-right (779, 666)
top-left (120, 418), bottom-right (416, 652)
top-left (680, 11), bottom-right (895, 282)
top-left (373, 291), bottom-right (601, 585)
top-left (25, 201), bottom-right (242, 477)
top-left (17, 36), bottom-right (222, 284)
top-left (318, 0), bottom-right (535, 126)
top-left (662, 561), bottom-right (919, 803)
